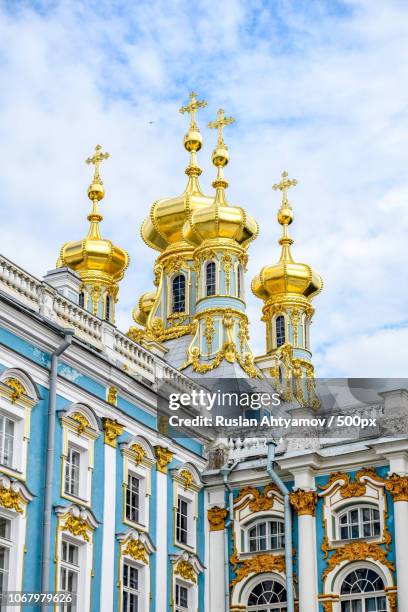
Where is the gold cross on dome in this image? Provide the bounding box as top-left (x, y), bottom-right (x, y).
top-left (86, 145), bottom-right (110, 183)
top-left (208, 108), bottom-right (235, 146)
top-left (272, 171), bottom-right (298, 205)
top-left (179, 92), bottom-right (207, 130)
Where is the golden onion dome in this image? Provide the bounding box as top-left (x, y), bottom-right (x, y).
top-left (58, 145), bottom-right (129, 286)
top-left (183, 109), bottom-right (258, 248)
top-left (132, 290), bottom-right (156, 326)
top-left (251, 171), bottom-right (322, 302)
top-left (141, 92), bottom-right (213, 252)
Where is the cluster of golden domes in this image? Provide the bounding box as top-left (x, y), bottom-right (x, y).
top-left (141, 95), bottom-right (258, 255)
top-left (58, 145), bottom-right (129, 290)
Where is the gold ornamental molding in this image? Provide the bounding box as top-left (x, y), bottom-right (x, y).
top-left (385, 587), bottom-right (398, 612)
top-left (208, 507), bottom-right (228, 531)
top-left (4, 377), bottom-right (26, 403)
top-left (318, 468), bottom-right (385, 499)
top-left (131, 443), bottom-right (146, 465)
top-left (71, 412), bottom-right (91, 435)
top-left (231, 553), bottom-right (285, 586)
top-left (61, 515), bottom-right (90, 542)
top-left (290, 489), bottom-right (317, 516)
top-left (154, 446), bottom-right (173, 474)
top-left (175, 559), bottom-right (197, 583)
top-left (318, 595), bottom-right (339, 612)
top-left (123, 539), bottom-right (149, 565)
top-left (322, 541), bottom-right (395, 580)
top-left (235, 484), bottom-right (279, 513)
top-left (0, 487), bottom-right (24, 514)
top-left (385, 473), bottom-right (408, 502)
top-left (107, 386), bottom-right (118, 406)
top-left (179, 470), bottom-right (194, 490)
top-left (102, 418), bottom-right (124, 448)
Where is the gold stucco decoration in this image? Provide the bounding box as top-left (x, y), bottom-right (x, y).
top-left (207, 507), bottom-right (228, 531)
top-left (71, 412), bottom-right (91, 434)
top-left (0, 487), bottom-right (24, 513)
top-left (385, 473), bottom-right (408, 502)
top-left (175, 560), bottom-right (196, 583)
top-left (235, 485), bottom-right (278, 512)
top-left (231, 554), bottom-right (285, 586)
top-left (154, 446), bottom-right (173, 473)
top-left (386, 588), bottom-right (398, 612)
top-left (61, 516), bottom-right (90, 542)
top-left (322, 542), bottom-right (394, 580)
top-left (290, 489), bottom-right (317, 516)
top-left (4, 378), bottom-right (26, 403)
top-left (131, 443), bottom-right (146, 465)
top-left (107, 386), bottom-right (118, 406)
top-left (180, 470), bottom-right (194, 490)
top-left (102, 418), bottom-right (124, 448)
top-left (124, 539), bottom-right (148, 565)
top-left (319, 468), bottom-right (384, 499)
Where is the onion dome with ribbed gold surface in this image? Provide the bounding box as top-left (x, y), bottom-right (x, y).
top-left (58, 145), bottom-right (129, 321)
top-left (252, 172), bottom-right (322, 302)
top-left (141, 92), bottom-right (214, 253)
top-left (183, 109), bottom-right (258, 248)
top-left (132, 290), bottom-right (157, 326)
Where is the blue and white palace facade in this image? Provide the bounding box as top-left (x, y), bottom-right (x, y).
top-left (0, 93), bottom-right (407, 612)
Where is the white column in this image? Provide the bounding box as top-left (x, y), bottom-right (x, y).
top-left (100, 443), bottom-right (116, 612)
top-left (155, 468), bottom-right (168, 610)
top-left (393, 499), bottom-right (408, 608)
top-left (207, 506), bottom-right (228, 611)
top-left (296, 508), bottom-right (318, 612)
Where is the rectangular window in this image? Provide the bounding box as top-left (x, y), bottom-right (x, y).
top-left (176, 498), bottom-right (189, 545)
top-left (175, 583), bottom-right (189, 612)
top-left (122, 563), bottom-right (139, 612)
top-left (125, 475), bottom-right (140, 524)
top-left (60, 540), bottom-right (79, 612)
top-left (0, 415), bottom-right (14, 468)
top-left (65, 448), bottom-right (81, 498)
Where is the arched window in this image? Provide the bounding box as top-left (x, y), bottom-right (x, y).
top-left (248, 579), bottom-right (287, 610)
top-left (340, 568), bottom-right (386, 611)
top-left (105, 295), bottom-right (111, 322)
top-left (206, 262), bottom-right (216, 297)
top-left (275, 315), bottom-right (286, 347)
top-left (338, 506), bottom-right (381, 541)
top-left (237, 264), bottom-right (242, 297)
top-left (78, 292), bottom-right (85, 308)
top-left (248, 519), bottom-right (285, 552)
top-left (172, 275), bottom-right (186, 313)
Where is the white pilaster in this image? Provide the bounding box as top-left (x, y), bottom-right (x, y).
top-left (100, 444), bottom-right (116, 612)
top-left (393, 499), bottom-right (408, 608)
top-left (297, 512), bottom-right (318, 612)
top-left (155, 469), bottom-right (168, 611)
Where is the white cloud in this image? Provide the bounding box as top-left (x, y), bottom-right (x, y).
top-left (0, 0), bottom-right (407, 376)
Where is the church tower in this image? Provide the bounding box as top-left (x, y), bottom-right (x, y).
top-left (252, 172), bottom-right (322, 401)
top-left (55, 145), bottom-right (129, 323)
top-left (128, 92), bottom-right (214, 355)
top-left (181, 109), bottom-right (259, 377)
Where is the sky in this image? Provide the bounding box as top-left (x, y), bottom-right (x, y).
top-left (0, 0), bottom-right (407, 377)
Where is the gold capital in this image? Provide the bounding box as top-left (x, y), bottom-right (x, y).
top-left (385, 473), bottom-right (408, 501)
top-left (102, 418), bottom-right (124, 448)
top-left (86, 144), bottom-right (110, 185)
top-left (154, 445), bottom-right (173, 473)
top-left (208, 506), bottom-right (228, 531)
top-left (208, 108), bottom-right (235, 146)
top-left (272, 170), bottom-right (298, 206)
top-left (290, 489), bottom-right (317, 516)
top-left (179, 91), bottom-right (207, 130)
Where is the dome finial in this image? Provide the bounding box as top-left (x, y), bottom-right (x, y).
top-left (272, 170), bottom-right (298, 257)
top-left (179, 92), bottom-right (207, 193)
top-left (86, 144), bottom-right (110, 202)
top-left (208, 108), bottom-right (235, 202)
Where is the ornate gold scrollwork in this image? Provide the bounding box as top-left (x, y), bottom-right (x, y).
top-left (230, 554), bottom-right (285, 586)
top-left (107, 386), bottom-right (118, 406)
top-left (131, 443), bottom-right (146, 465)
top-left (4, 378), bottom-right (26, 403)
top-left (61, 516), bottom-right (90, 542)
top-left (71, 412), bottom-right (91, 435)
top-left (0, 487), bottom-right (24, 513)
top-left (204, 316), bottom-right (215, 354)
top-left (180, 470), bottom-right (194, 490)
top-left (235, 485), bottom-right (278, 512)
top-left (385, 473), bottom-right (408, 502)
top-left (221, 253), bottom-right (233, 294)
top-left (124, 539), bottom-right (148, 565)
top-left (322, 542), bottom-right (394, 580)
top-left (175, 560), bottom-right (196, 583)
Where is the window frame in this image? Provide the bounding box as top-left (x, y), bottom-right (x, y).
top-left (175, 581), bottom-right (190, 612)
top-left (122, 560), bottom-right (141, 612)
top-left (247, 518), bottom-right (285, 553)
top-left (60, 538), bottom-right (80, 612)
top-left (336, 504), bottom-right (381, 542)
top-left (274, 315), bottom-right (286, 348)
top-left (205, 262), bottom-right (217, 297)
top-left (339, 567), bottom-right (387, 612)
top-left (172, 274), bottom-right (187, 314)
